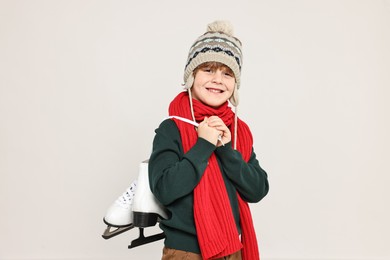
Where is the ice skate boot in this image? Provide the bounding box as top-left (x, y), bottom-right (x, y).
top-left (128, 160), bottom-right (168, 248)
top-left (102, 180), bottom-right (137, 239)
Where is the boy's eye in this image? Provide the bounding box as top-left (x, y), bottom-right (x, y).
top-left (224, 72), bottom-right (233, 77)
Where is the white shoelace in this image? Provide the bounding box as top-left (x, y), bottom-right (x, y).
top-left (116, 180), bottom-right (137, 208)
top-left (167, 116), bottom-right (224, 146)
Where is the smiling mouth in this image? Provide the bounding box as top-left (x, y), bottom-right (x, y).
top-left (206, 88), bottom-right (224, 93)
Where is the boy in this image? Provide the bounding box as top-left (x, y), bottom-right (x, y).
top-left (149, 20), bottom-right (269, 260)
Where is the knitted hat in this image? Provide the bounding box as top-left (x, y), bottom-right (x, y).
top-left (183, 20), bottom-right (243, 106)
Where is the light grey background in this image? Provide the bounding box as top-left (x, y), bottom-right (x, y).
top-left (1, 0), bottom-right (389, 259)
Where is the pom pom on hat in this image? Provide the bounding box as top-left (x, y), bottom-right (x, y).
top-left (207, 20), bottom-right (234, 36)
top-left (183, 20), bottom-right (243, 106)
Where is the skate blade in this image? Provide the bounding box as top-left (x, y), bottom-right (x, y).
top-left (128, 228), bottom-right (165, 248)
top-left (102, 224), bottom-right (134, 239)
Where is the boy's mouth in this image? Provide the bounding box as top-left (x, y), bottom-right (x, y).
top-left (206, 88), bottom-right (223, 93)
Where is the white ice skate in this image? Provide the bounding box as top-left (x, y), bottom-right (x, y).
top-left (128, 160), bottom-right (168, 248)
top-left (102, 181), bottom-right (137, 239)
top-left (102, 160), bottom-right (168, 248)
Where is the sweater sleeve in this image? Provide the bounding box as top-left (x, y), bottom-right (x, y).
top-left (149, 119), bottom-right (216, 206)
top-left (215, 142), bottom-right (269, 203)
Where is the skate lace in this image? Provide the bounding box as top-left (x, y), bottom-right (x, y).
top-left (116, 181), bottom-right (137, 207)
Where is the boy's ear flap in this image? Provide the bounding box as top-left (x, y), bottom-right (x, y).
top-left (229, 83), bottom-right (239, 106)
top-left (184, 74), bottom-right (194, 89)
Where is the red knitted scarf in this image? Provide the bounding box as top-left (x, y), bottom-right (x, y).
top-left (168, 92), bottom-right (259, 260)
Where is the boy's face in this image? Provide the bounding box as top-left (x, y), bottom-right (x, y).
top-left (191, 64), bottom-right (235, 108)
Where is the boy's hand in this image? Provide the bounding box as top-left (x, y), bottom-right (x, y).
top-left (206, 116), bottom-right (231, 147)
top-left (197, 117), bottom-right (223, 146)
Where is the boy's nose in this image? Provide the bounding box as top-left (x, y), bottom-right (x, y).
top-left (211, 71), bottom-right (223, 83)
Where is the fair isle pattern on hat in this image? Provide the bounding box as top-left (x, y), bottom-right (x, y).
top-left (186, 36), bottom-right (242, 71)
top-left (183, 21), bottom-right (243, 92)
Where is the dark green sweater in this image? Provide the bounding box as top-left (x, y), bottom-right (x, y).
top-left (148, 119), bottom-right (269, 254)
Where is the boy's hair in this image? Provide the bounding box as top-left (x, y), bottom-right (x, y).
top-left (193, 62), bottom-right (235, 78)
